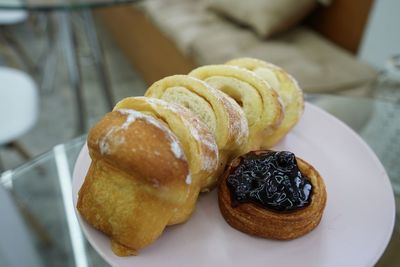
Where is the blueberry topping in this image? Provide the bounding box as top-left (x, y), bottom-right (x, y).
top-left (226, 151), bottom-right (312, 212)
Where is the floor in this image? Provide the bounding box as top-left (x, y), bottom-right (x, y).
top-left (0, 12), bottom-right (148, 267)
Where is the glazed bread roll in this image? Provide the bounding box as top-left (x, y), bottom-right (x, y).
top-left (145, 74), bottom-right (248, 180)
top-left (77, 109), bottom-right (191, 256)
top-left (114, 97), bottom-right (219, 224)
top-left (189, 65), bottom-right (283, 151)
top-left (226, 58), bottom-right (304, 148)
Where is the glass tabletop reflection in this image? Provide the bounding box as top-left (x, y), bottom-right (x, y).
top-left (0, 94), bottom-right (399, 267)
top-left (0, 0), bottom-right (137, 10)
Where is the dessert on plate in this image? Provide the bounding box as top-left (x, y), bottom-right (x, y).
top-left (218, 150), bottom-right (327, 239)
top-left (76, 57), bottom-right (325, 256)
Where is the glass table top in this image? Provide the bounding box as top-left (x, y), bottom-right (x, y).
top-left (0, 0), bottom-right (138, 11)
top-left (0, 94), bottom-right (399, 267)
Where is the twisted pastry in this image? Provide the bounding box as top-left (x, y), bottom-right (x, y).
top-left (77, 58), bottom-right (309, 257)
top-left (189, 65), bottom-right (283, 151)
top-left (226, 58), bottom-right (304, 148)
top-left (78, 109), bottom-right (190, 256)
top-left (114, 97), bottom-right (219, 224)
top-left (145, 74), bottom-right (248, 182)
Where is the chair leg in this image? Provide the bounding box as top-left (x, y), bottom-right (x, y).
top-left (0, 26), bottom-right (37, 75)
top-left (38, 13), bottom-right (58, 95)
top-left (7, 142), bottom-right (45, 175)
top-left (0, 152), bottom-right (4, 172)
top-left (58, 11), bottom-right (87, 134)
top-left (82, 9), bottom-right (115, 110)
top-left (0, 29), bottom-right (21, 69)
top-left (9, 141), bottom-right (32, 160)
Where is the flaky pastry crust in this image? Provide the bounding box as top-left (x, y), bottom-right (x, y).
top-left (218, 152), bottom-right (327, 240)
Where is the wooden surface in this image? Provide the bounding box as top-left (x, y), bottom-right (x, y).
top-left (307, 0), bottom-right (375, 53)
top-left (95, 6), bottom-right (196, 86)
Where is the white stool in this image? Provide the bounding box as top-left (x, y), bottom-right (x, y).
top-left (0, 67), bottom-right (39, 169)
top-left (0, 10), bottom-right (27, 25)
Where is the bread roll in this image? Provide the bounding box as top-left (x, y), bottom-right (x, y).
top-left (189, 64), bottom-right (283, 151)
top-left (114, 96), bottom-right (219, 223)
top-left (226, 58), bottom-right (304, 147)
top-left (77, 109), bottom-right (190, 255)
top-left (145, 74), bottom-right (248, 182)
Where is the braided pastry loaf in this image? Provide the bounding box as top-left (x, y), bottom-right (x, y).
top-left (77, 57), bottom-right (305, 256)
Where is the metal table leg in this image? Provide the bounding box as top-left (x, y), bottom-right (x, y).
top-left (82, 9), bottom-right (114, 110)
top-left (39, 13), bottom-right (58, 94)
top-left (39, 10), bottom-right (114, 135)
top-left (58, 11), bottom-right (86, 134)
top-left (0, 26), bottom-right (36, 74)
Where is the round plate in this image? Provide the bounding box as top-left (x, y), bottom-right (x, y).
top-left (72, 103), bottom-right (395, 267)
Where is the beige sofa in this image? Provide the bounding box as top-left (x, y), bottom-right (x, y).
top-left (96, 0), bottom-right (377, 95)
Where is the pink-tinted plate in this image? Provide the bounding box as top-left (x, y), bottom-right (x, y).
top-left (72, 103), bottom-right (395, 267)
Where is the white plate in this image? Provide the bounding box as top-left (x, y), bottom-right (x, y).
top-left (72, 103), bottom-right (395, 267)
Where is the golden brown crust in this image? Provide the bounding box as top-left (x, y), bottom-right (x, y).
top-left (113, 96), bottom-right (219, 224)
top-left (78, 110), bottom-right (191, 254)
top-left (87, 110), bottom-right (189, 191)
top-left (144, 75), bottom-right (248, 156)
top-left (218, 152), bottom-right (327, 240)
top-left (114, 97), bottom-right (219, 189)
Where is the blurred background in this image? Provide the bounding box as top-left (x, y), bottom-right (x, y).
top-left (0, 0), bottom-right (399, 266)
top-left (0, 0), bottom-right (399, 170)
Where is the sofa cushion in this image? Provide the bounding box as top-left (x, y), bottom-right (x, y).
top-left (205, 0), bottom-right (316, 38)
top-left (138, 0), bottom-right (377, 94)
top-left (138, 0), bottom-right (220, 56)
top-left (191, 27), bottom-right (377, 93)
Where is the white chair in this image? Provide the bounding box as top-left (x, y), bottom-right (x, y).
top-left (0, 67), bottom-right (39, 170)
top-left (0, 10), bottom-right (27, 25)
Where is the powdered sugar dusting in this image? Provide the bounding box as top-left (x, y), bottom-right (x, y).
top-left (141, 97), bottom-right (219, 172)
top-left (97, 109), bottom-right (186, 161)
top-left (221, 91), bottom-right (249, 147)
top-left (120, 113), bottom-right (136, 129)
top-left (170, 139), bottom-right (183, 159)
top-left (118, 109), bottom-right (185, 160)
top-left (185, 174), bottom-right (192, 185)
top-left (203, 80), bottom-right (248, 148)
top-left (233, 103), bottom-right (249, 146)
top-left (98, 126), bottom-right (117, 155)
top-left (118, 109), bottom-right (163, 130)
top-left (145, 97), bottom-right (182, 112)
top-left (185, 116), bottom-right (219, 171)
